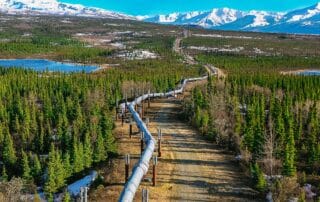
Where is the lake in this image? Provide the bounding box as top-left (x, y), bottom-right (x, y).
top-left (0, 59), bottom-right (98, 73)
top-left (297, 70), bottom-right (320, 76)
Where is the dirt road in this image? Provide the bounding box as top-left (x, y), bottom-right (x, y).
top-left (90, 97), bottom-right (259, 201)
top-left (146, 99), bottom-right (259, 201)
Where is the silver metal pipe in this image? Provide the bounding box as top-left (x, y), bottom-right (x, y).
top-left (119, 76), bottom-right (208, 202)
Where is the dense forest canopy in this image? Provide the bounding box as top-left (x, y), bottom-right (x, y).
top-left (183, 50), bottom-right (320, 200)
top-left (0, 62), bottom-right (202, 199)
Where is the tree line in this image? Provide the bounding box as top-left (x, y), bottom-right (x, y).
top-left (0, 61), bottom-right (203, 200)
top-left (183, 72), bottom-right (320, 200)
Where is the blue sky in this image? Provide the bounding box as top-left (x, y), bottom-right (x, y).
top-left (61, 0), bottom-right (320, 16)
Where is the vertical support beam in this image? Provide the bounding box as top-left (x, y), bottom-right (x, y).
top-left (158, 129), bottom-right (162, 157)
top-left (84, 187), bottom-right (88, 202)
top-left (140, 106), bottom-right (143, 119)
top-left (80, 187), bottom-right (84, 202)
top-left (140, 132), bottom-right (144, 154)
top-left (152, 156), bottom-right (158, 187)
top-left (129, 122), bottom-right (132, 139)
top-left (125, 154), bottom-right (130, 183)
top-left (142, 102), bottom-right (144, 118)
top-left (148, 89), bottom-right (151, 108)
top-left (125, 93), bottom-right (128, 113)
top-left (142, 189), bottom-right (149, 202)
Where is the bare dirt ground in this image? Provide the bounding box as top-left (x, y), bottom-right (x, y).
top-left (90, 95), bottom-right (259, 202)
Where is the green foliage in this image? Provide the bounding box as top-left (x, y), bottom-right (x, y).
top-left (197, 54), bottom-right (320, 75)
top-left (0, 167), bottom-right (8, 182)
top-left (2, 128), bottom-right (17, 167)
top-left (0, 36), bottom-right (112, 64)
top-left (94, 131), bottom-right (106, 163)
top-left (282, 114), bottom-right (296, 176)
top-left (183, 55), bottom-right (320, 192)
top-left (251, 163), bottom-right (267, 192)
top-left (44, 144), bottom-right (66, 195)
top-left (21, 151), bottom-right (32, 181)
top-left (0, 49), bottom-right (202, 195)
top-left (31, 154), bottom-right (42, 181)
top-left (63, 191), bottom-right (71, 202)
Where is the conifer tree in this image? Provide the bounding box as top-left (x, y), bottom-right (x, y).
top-left (72, 138), bottom-right (84, 173)
top-left (63, 191), bottom-right (71, 202)
top-left (45, 145), bottom-right (57, 195)
top-left (94, 131), bottom-right (106, 163)
top-left (54, 150), bottom-right (66, 190)
top-left (251, 163), bottom-right (267, 192)
top-left (63, 153), bottom-right (72, 179)
top-left (1, 167), bottom-right (8, 182)
top-left (21, 150), bottom-right (32, 181)
top-left (31, 154), bottom-right (42, 180)
top-left (282, 115), bottom-right (296, 176)
top-left (83, 132), bottom-right (93, 168)
top-left (2, 128), bottom-right (17, 166)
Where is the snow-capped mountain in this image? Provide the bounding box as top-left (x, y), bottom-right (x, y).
top-left (144, 8), bottom-right (246, 28)
top-left (0, 0), bottom-right (319, 34)
top-left (143, 3), bottom-right (320, 35)
top-left (0, 0), bottom-right (134, 19)
top-left (259, 3), bottom-right (320, 34)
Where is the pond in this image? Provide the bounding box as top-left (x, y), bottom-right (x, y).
top-left (0, 59), bottom-right (98, 73)
top-left (297, 70), bottom-right (320, 76)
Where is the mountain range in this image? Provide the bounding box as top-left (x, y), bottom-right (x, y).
top-left (0, 0), bottom-right (319, 35)
top-left (0, 0), bottom-right (134, 19)
top-left (143, 3), bottom-right (320, 35)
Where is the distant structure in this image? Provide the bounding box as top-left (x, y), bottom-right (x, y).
top-left (183, 29), bottom-right (191, 38)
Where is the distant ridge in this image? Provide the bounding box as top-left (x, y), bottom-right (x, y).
top-left (142, 3), bottom-right (320, 35)
top-left (0, 0), bottom-right (319, 35)
top-left (0, 0), bottom-right (134, 19)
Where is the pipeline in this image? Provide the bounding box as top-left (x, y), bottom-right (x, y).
top-left (118, 75), bottom-right (209, 202)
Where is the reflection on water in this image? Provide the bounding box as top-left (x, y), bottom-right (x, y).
top-left (0, 59), bottom-right (98, 73)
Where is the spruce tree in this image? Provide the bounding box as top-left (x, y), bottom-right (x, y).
top-left (72, 138), bottom-right (84, 173)
top-left (1, 166), bottom-right (8, 182)
top-left (63, 191), bottom-right (71, 202)
top-left (282, 116), bottom-right (296, 176)
top-left (83, 132), bottom-right (93, 168)
top-left (45, 145), bottom-right (57, 195)
top-left (94, 131), bottom-right (106, 163)
top-left (54, 150), bottom-right (66, 190)
top-left (2, 128), bottom-right (17, 166)
top-left (63, 153), bottom-right (72, 179)
top-left (31, 154), bottom-right (42, 180)
top-left (21, 150), bottom-right (32, 181)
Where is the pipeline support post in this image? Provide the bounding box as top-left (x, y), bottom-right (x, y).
top-left (152, 156), bottom-right (158, 187)
top-left (142, 189), bottom-right (149, 202)
top-left (148, 89), bottom-right (151, 108)
top-left (125, 154), bottom-right (130, 183)
top-left (142, 101), bottom-right (145, 118)
top-left (158, 128), bottom-right (162, 157)
top-left (140, 132), bottom-right (144, 154)
top-left (129, 122), bottom-right (133, 139)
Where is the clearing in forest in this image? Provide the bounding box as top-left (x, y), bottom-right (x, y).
top-left (90, 97), bottom-right (259, 201)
